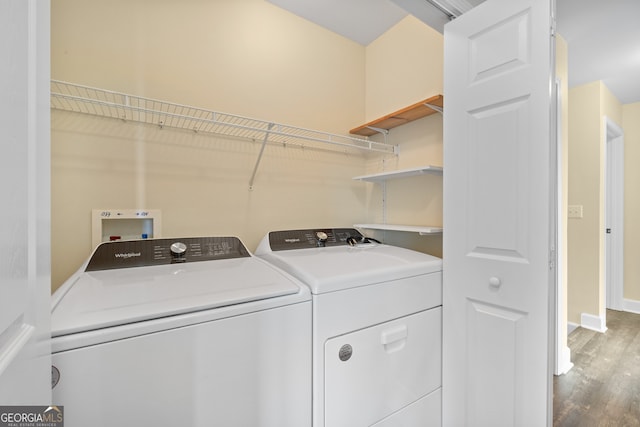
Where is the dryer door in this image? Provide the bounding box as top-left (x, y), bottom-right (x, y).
top-left (324, 307), bottom-right (442, 426)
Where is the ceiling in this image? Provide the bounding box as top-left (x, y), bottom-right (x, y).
top-left (267, 0), bottom-right (640, 104)
top-left (556, 0), bottom-right (640, 104)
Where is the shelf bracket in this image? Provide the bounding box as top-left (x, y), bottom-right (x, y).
top-left (365, 126), bottom-right (390, 145)
top-left (248, 123), bottom-right (275, 190)
top-left (365, 125), bottom-right (389, 135)
top-left (424, 103), bottom-right (443, 114)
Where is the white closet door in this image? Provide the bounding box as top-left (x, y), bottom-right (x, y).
top-left (443, 0), bottom-right (556, 425)
top-left (0, 0), bottom-right (51, 404)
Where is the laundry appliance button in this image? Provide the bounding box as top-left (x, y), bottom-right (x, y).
top-left (170, 242), bottom-right (188, 262)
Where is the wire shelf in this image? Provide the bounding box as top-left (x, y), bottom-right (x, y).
top-left (50, 80), bottom-right (397, 155)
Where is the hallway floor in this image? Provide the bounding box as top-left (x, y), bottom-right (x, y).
top-left (554, 309), bottom-right (640, 426)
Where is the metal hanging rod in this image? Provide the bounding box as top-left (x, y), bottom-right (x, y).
top-left (424, 0), bottom-right (464, 20)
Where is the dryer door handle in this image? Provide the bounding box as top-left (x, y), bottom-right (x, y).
top-left (381, 325), bottom-right (408, 353)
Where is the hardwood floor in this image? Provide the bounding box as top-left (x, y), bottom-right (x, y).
top-left (554, 309), bottom-right (640, 426)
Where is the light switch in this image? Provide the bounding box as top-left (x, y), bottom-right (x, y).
top-left (568, 205), bottom-right (583, 219)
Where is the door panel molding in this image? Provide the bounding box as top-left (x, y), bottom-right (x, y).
top-left (466, 299), bottom-right (527, 426)
top-left (469, 9), bottom-right (531, 83)
top-left (467, 95), bottom-right (531, 263)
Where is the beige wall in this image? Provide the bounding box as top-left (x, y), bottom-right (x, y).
top-left (567, 81), bottom-right (623, 323)
top-left (51, 0), bottom-right (445, 291)
top-left (360, 114), bottom-right (444, 257)
top-left (623, 102), bottom-right (640, 301)
top-left (361, 16), bottom-right (444, 257)
top-left (364, 15), bottom-right (444, 121)
top-left (52, 0), bottom-right (365, 134)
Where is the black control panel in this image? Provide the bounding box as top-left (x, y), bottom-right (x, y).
top-left (85, 237), bottom-right (250, 271)
top-left (268, 228), bottom-right (376, 251)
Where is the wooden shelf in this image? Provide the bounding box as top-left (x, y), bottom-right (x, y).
top-left (349, 95), bottom-right (444, 137)
top-left (353, 165), bottom-right (442, 182)
top-left (355, 224), bottom-right (443, 235)
top-left (351, 96), bottom-right (444, 240)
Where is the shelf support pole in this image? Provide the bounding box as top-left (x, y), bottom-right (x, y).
top-left (249, 123), bottom-right (274, 190)
top-left (382, 180), bottom-right (387, 225)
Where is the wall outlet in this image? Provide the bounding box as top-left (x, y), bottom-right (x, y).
top-left (568, 205), bottom-right (583, 219)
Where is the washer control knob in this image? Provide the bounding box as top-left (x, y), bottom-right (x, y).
top-left (315, 231), bottom-right (328, 247)
top-left (170, 242), bottom-right (187, 256)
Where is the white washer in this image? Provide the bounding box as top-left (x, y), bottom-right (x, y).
top-left (51, 236), bottom-right (311, 427)
top-left (255, 228), bottom-right (443, 427)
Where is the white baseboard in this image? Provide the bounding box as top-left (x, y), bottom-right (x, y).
top-left (623, 298), bottom-right (640, 314)
top-left (567, 322), bottom-right (579, 336)
top-left (555, 345), bottom-right (573, 376)
top-left (581, 313), bottom-right (607, 333)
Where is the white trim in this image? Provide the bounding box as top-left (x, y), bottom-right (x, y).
top-left (622, 299), bottom-right (640, 314)
top-left (554, 78), bottom-right (571, 376)
top-left (604, 116), bottom-right (624, 311)
top-left (555, 347), bottom-right (573, 376)
top-left (580, 313), bottom-right (608, 333)
top-left (567, 322), bottom-right (579, 335)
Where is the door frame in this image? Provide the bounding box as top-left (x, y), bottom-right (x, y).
top-left (554, 78), bottom-right (572, 375)
top-left (604, 116), bottom-right (624, 311)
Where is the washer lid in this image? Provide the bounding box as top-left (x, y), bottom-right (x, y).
top-left (258, 243), bottom-right (442, 294)
top-left (51, 256), bottom-right (303, 337)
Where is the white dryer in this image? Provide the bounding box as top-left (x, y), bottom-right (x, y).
top-left (255, 228), bottom-right (443, 427)
top-left (51, 236), bottom-right (311, 427)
